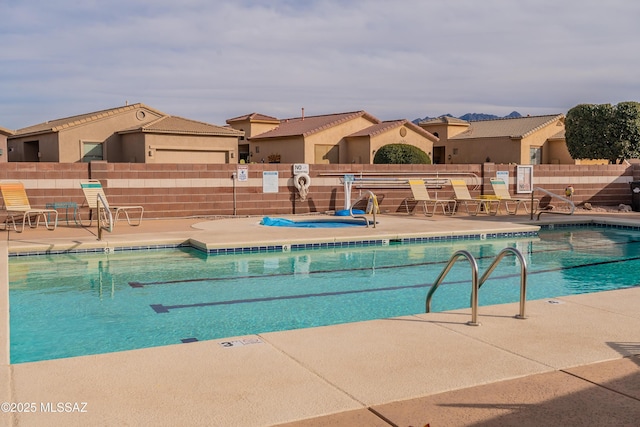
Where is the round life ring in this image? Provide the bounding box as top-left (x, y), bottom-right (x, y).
top-left (294, 173), bottom-right (311, 190)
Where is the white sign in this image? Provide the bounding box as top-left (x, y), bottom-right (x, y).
top-left (496, 170), bottom-right (509, 183)
top-left (263, 171), bottom-right (279, 193)
top-left (237, 165), bottom-right (248, 182)
top-left (516, 165), bottom-right (533, 194)
top-left (293, 163), bottom-right (309, 174)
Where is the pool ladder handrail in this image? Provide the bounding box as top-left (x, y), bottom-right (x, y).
top-left (531, 186), bottom-right (575, 220)
top-left (349, 190), bottom-right (376, 228)
top-left (425, 247), bottom-right (528, 326)
top-left (96, 192), bottom-right (113, 240)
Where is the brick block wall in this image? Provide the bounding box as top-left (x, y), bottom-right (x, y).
top-left (0, 162), bottom-right (637, 219)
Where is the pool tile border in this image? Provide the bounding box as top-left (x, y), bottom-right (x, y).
top-left (539, 221), bottom-right (640, 231)
top-left (7, 232), bottom-right (541, 258)
top-left (9, 220), bottom-right (640, 258)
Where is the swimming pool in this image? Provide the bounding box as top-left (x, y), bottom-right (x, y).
top-left (9, 225), bottom-right (640, 363)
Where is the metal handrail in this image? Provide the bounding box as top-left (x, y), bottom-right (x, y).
top-left (478, 247), bottom-right (528, 319)
top-left (349, 190), bottom-right (377, 228)
top-left (426, 247), bottom-right (528, 325)
top-left (326, 172), bottom-right (482, 190)
top-left (96, 192), bottom-right (113, 240)
top-left (425, 250), bottom-right (480, 326)
top-left (531, 187), bottom-right (575, 220)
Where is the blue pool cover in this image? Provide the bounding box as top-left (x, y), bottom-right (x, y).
top-left (260, 216), bottom-right (368, 228)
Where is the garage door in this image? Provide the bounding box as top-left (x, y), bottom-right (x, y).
top-left (154, 150), bottom-right (228, 164)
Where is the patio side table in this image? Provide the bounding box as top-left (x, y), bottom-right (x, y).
top-left (45, 202), bottom-right (80, 226)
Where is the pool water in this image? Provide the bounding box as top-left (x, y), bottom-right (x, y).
top-left (9, 226), bottom-right (640, 363)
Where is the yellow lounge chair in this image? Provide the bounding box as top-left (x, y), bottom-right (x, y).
top-left (0, 180), bottom-right (58, 232)
top-left (490, 178), bottom-right (539, 215)
top-left (404, 179), bottom-right (456, 216)
top-left (80, 180), bottom-right (144, 226)
top-left (450, 179), bottom-right (500, 216)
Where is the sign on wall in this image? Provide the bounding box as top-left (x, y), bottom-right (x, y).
top-left (496, 170), bottom-right (509, 183)
top-left (293, 163), bottom-right (309, 174)
top-left (516, 165), bottom-right (533, 193)
top-left (237, 165), bottom-right (248, 182)
top-left (263, 171), bottom-right (279, 193)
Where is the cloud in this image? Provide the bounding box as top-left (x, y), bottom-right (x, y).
top-left (1, 0), bottom-right (640, 129)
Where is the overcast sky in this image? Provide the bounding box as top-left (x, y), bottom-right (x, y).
top-left (2, 0), bottom-right (639, 130)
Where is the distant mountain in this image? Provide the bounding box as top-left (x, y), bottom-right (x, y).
top-left (412, 111), bottom-right (522, 124)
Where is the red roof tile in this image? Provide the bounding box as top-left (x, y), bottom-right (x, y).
top-left (14, 103), bottom-right (166, 136)
top-left (226, 112), bottom-right (279, 123)
top-left (347, 119), bottom-right (438, 142)
top-left (452, 114), bottom-right (564, 140)
top-left (250, 111), bottom-right (380, 140)
top-left (119, 116), bottom-right (243, 136)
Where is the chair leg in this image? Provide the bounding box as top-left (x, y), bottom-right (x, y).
top-left (485, 201), bottom-right (499, 216)
top-left (405, 199), bottom-right (416, 215)
top-left (468, 201), bottom-right (481, 216)
top-left (422, 201), bottom-right (435, 217)
top-left (444, 201), bottom-right (457, 216)
top-left (44, 211), bottom-right (57, 230)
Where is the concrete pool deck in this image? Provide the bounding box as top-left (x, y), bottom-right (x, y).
top-left (1, 212), bottom-right (640, 426)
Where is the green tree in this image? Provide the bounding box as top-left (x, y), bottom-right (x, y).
top-left (565, 102), bottom-right (640, 163)
top-left (373, 144), bottom-right (431, 164)
top-left (612, 101), bottom-right (640, 161)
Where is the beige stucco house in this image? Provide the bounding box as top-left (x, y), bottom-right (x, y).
top-left (418, 114), bottom-right (574, 165)
top-left (226, 110), bottom-right (436, 164)
top-left (8, 103), bottom-right (243, 163)
top-left (0, 126), bottom-right (12, 163)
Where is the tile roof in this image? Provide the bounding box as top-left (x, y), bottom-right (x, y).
top-left (452, 114), bottom-right (564, 140)
top-left (0, 126), bottom-right (14, 136)
top-left (347, 119), bottom-right (438, 142)
top-left (13, 103), bottom-right (166, 136)
top-left (226, 113), bottom-right (279, 123)
top-left (549, 129), bottom-right (566, 140)
top-left (250, 111), bottom-right (380, 140)
top-left (119, 116), bottom-right (243, 136)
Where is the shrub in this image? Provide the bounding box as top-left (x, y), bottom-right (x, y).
top-left (373, 144), bottom-right (431, 164)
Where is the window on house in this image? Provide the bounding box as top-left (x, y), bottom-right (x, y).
top-left (530, 147), bottom-right (542, 165)
top-left (82, 142), bottom-right (103, 162)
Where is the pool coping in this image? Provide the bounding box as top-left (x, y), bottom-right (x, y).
top-left (6, 215), bottom-right (640, 258)
top-left (2, 213), bottom-right (640, 425)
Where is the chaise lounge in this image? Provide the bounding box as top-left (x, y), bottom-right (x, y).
top-left (450, 179), bottom-right (500, 216)
top-left (80, 180), bottom-right (144, 227)
top-left (0, 180), bottom-right (58, 232)
top-left (490, 178), bottom-right (539, 215)
top-left (404, 179), bottom-right (457, 216)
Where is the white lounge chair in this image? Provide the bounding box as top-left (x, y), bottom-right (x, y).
top-left (490, 178), bottom-right (539, 215)
top-left (450, 179), bottom-right (499, 216)
top-left (404, 179), bottom-right (456, 216)
top-left (80, 180), bottom-right (144, 226)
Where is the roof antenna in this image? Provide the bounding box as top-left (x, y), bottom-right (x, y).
top-left (125, 100), bottom-right (129, 106)
top-left (301, 107), bottom-right (304, 120)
